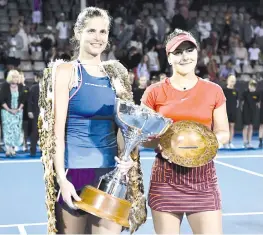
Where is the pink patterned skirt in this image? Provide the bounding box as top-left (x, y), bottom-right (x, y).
top-left (148, 155), bottom-right (221, 213)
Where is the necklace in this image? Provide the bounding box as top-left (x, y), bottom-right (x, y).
top-left (177, 82), bottom-right (188, 91)
top-left (170, 76), bottom-right (198, 91)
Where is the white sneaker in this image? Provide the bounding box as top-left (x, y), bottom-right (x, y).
top-left (223, 144), bottom-right (229, 149)
top-left (247, 143), bottom-right (254, 149)
top-left (229, 143), bottom-right (235, 149)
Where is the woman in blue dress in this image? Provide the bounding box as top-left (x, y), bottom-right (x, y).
top-left (38, 7), bottom-right (147, 234)
top-left (0, 70), bottom-right (24, 156)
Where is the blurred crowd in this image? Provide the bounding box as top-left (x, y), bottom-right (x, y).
top-left (0, 0), bottom-right (263, 156)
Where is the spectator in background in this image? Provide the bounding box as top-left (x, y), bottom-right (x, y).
top-left (28, 28), bottom-right (42, 53)
top-left (32, 0), bottom-right (42, 26)
top-left (207, 58), bottom-right (218, 82)
top-left (254, 20), bottom-right (263, 50)
top-left (248, 43), bottom-right (261, 68)
top-left (128, 71), bottom-right (136, 90)
top-left (154, 11), bottom-right (168, 43)
top-left (145, 16), bottom-right (158, 43)
top-left (28, 73), bottom-right (40, 156)
top-left (155, 42), bottom-right (168, 74)
top-left (228, 32), bottom-right (240, 54)
top-left (241, 80), bottom-right (260, 149)
top-left (234, 41), bottom-right (248, 71)
top-left (56, 13), bottom-right (70, 50)
top-left (218, 34), bottom-right (229, 55)
top-left (197, 15), bottom-right (212, 47)
top-left (230, 13), bottom-right (242, 37)
top-left (41, 26), bottom-right (56, 63)
top-left (0, 70), bottom-right (25, 156)
top-left (7, 27), bottom-right (23, 68)
top-left (116, 24), bottom-right (134, 50)
top-left (254, 20), bottom-right (263, 38)
top-left (137, 54), bottom-right (150, 81)
top-left (170, 6), bottom-right (189, 31)
top-left (243, 16), bottom-right (254, 48)
top-left (147, 44), bottom-right (160, 77)
top-left (164, 0), bottom-right (176, 21)
top-left (19, 71), bottom-right (30, 152)
top-left (129, 34), bottom-right (143, 54)
top-left (17, 21), bottom-right (29, 54)
top-left (123, 46), bottom-right (141, 72)
top-left (133, 76), bottom-right (148, 105)
top-left (196, 49), bottom-right (209, 78)
top-left (219, 60), bottom-right (235, 81)
top-left (133, 19), bottom-right (147, 44)
top-left (223, 75), bottom-right (239, 149)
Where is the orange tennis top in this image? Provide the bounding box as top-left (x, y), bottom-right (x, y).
top-left (141, 77), bottom-right (226, 129)
top-left (142, 77), bottom-right (226, 213)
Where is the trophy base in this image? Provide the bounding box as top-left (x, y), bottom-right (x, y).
top-left (74, 185), bottom-right (131, 228)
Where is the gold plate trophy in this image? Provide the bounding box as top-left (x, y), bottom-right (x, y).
top-left (159, 120), bottom-right (219, 167)
top-left (74, 98), bottom-right (172, 227)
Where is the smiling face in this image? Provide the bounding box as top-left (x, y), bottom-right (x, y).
top-left (168, 41), bottom-right (198, 75)
top-left (78, 16), bottom-right (109, 57)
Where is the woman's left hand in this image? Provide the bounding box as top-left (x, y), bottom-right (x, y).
top-left (115, 156), bottom-right (135, 176)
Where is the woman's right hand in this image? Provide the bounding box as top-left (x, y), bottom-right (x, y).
top-left (59, 178), bottom-right (82, 210)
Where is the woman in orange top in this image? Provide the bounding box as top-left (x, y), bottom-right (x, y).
top-left (141, 29), bottom-right (229, 234)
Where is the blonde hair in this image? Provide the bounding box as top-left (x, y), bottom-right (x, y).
top-left (6, 70), bottom-right (20, 84)
top-left (227, 74), bottom-right (236, 82)
top-left (249, 79), bottom-right (257, 87)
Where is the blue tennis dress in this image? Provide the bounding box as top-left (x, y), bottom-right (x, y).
top-left (64, 63), bottom-right (118, 169)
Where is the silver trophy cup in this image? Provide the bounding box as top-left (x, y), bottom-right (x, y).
top-left (74, 98), bottom-right (172, 228)
top-left (98, 98), bottom-right (173, 198)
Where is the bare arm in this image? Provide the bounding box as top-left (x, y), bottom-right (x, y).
top-left (53, 64), bottom-right (72, 183)
top-left (213, 102), bottom-right (230, 145)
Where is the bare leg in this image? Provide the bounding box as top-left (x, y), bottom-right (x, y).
top-left (87, 215), bottom-right (122, 234)
top-left (151, 209), bottom-right (183, 234)
top-left (259, 124), bottom-right (263, 147)
top-left (55, 202), bottom-right (89, 234)
top-left (259, 124), bottom-right (263, 139)
top-left (248, 124), bottom-right (254, 145)
top-left (187, 210), bottom-right (222, 234)
top-left (242, 125), bottom-right (248, 146)
top-left (229, 123), bottom-right (235, 143)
